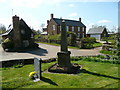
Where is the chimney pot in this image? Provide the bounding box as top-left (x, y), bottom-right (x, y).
top-left (47, 20), bottom-right (49, 24)
top-left (79, 18), bottom-right (81, 22)
top-left (51, 13), bottom-right (54, 19)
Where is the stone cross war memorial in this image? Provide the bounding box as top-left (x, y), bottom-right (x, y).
top-left (48, 20), bottom-right (81, 74)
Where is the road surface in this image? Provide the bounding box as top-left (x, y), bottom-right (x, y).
top-left (0, 43), bottom-right (102, 61)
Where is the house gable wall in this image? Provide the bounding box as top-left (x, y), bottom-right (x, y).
top-left (47, 19), bottom-right (58, 35)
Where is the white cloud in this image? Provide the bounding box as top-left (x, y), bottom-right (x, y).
top-left (62, 0), bottom-right (119, 2)
top-left (0, 0), bottom-right (5, 2)
top-left (10, 0), bottom-right (64, 8)
top-left (11, 0), bottom-right (44, 8)
top-left (9, 0), bottom-right (119, 8)
top-left (97, 20), bottom-right (112, 23)
top-left (69, 13), bottom-right (78, 17)
top-left (68, 4), bottom-right (75, 7)
top-left (0, 18), bottom-right (11, 29)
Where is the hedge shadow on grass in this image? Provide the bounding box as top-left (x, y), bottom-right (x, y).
top-left (80, 69), bottom-right (120, 80)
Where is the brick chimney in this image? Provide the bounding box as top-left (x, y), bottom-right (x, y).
top-left (51, 13), bottom-right (54, 19)
top-left (79, 18), bottom-right (81, 22)
top-left (12, 15), bottom-right (21, 48)
top-left (47, 20), bottom-right (49, 24)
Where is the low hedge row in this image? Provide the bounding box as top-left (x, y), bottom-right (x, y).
top-left (71, 55), bottom-right (120, 64)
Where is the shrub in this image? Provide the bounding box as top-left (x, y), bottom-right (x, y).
top-left (82, 37), bottom-right (96, 43)
top-left (2, 38), bottom-right (13, 50)
top-left (80, 37), bottom-right (96, 49)
top-left (67, 32), bottom-right (76, 46)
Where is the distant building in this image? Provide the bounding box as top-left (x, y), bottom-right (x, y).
top-left (2, 15), bottom-right (37, 49)
top-left (87, 26), bottom-right (109, 40)
top-left (41, 28), bottom-right (48, 35)
top-left (46, 14), bottom-right (86, 38)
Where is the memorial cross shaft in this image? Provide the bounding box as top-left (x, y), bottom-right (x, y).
top-left (57, 20), bottom-right (71, 67)
top-left (61, 20), bottom-right (68, 52)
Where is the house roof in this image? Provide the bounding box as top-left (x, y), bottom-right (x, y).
top-left (2, 18), bottom-right (33, 36)
top-left (1, 25), bottom-right (13, 36)
top-left (87, 26), bottom-right (106, 34)
top-left (53, 18), bottom-right (86, 27)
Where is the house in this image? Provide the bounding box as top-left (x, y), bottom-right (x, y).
top-left (41, 28), bottom-right (48, 35)
top-left (2, 15), bottom-right (37, 49)
top-left (46, 14), bottom-right (86, 38)
top-left (87, 26), bottom-right (109, 40)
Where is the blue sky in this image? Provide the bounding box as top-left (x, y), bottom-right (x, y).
top-left (0, 0), bottom-right (119, 32)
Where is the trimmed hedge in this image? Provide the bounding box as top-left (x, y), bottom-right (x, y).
top-left (71, 56), bottom-right (120, 64)
top-left (80, 37), bottom-right (96, 49)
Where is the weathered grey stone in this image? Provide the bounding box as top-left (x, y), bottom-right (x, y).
top-left (60, 20), bottom-right (68, 52)
top-left (34, 58), bottom-right (42, 79)
top-left (57, 20), bottom-right (71, 67)
top-left (57, 51), bottom-right (71, 67)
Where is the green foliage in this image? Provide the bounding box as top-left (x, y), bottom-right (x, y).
top-left (2, 38), bottom-right (13, 49)
top-left (67, 32), bottom-right (76, 46)
top-left (80, 37), bottom-right (96, 49)
top-left (48, 34), bottom-right (61, 41)
top-left (93, 42), bottom-right (103, 48)
top-left (1, 60), bottom-right (119, 88)
top-left (100, 50), bottom-right (116, 55)
top-left (71, 56), bottom-right (120, 64)
top-left (82, 37), bottom-right (96, 43)
top-left (0, 24), bottom-right (6, 34)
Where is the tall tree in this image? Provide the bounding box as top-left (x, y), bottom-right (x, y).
top-left (0, 24), bottom-right (6, 34)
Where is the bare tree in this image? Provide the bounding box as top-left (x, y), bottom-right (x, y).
top-left (0, 24), bottom-right (6, 34)
top-left (40, 23), bottom-right (45, 32)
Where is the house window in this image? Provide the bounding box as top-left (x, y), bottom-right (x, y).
top-left (78, 27), bottom-right (80, 32)
top-left (60, 26), bottom-right (61, 31)
top-left (53, 25), bottom-right (55, 30)
top-left (66, 26), bottom-right (69, 31)
top-left (78, 33), bottom-right (80, 37)
top-left (31, 34), bottom-right (34, 38)
top-left (72, 26), bottom-right (74, 31)
top-left (82, 27), bottom-right (84, 32)
top-left (21, 29), bottom-right (25, 34)
top-left (83, 33), bottom-right (84, 37)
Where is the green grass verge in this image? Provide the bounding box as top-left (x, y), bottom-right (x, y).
top-left (1, 60), bottom-right (119, 88)
top-left (93, 42), bottom-right (103, 48)
top-left (100, 50), bottom-right (116, 55)
top-left (36, 42), bottom-right (79, 49)
top-left (36, 42), bottom-right (102, 49)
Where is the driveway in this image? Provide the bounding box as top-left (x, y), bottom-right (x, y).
top-left (0, 43), bottom-right (102, 61)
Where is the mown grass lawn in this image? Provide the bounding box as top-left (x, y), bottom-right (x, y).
top-left (1, 60), bottom-right (119, 89)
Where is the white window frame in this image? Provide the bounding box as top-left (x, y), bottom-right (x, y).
top-left (72, 26), bottom-right (74, 32)
top-left (78, 27), bottom-right (80, 32)
top-left (82, 27), bottom-right (84, 32)
top-left (53, 25), bottom-right (55, 30)
top-left (66, 26), bottom-right (69, 31)
top-left (83, 33), bottom-right (84, 38)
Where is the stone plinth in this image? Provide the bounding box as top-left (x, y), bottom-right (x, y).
top-left (57, 51), bottom-right (71, 67)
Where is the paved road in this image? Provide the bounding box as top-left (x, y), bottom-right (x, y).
top-left (0, 43), bottom-right (102, 61)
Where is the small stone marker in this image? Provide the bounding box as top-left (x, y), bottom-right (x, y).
top-left (34, 58), bottom-right (42, 82)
